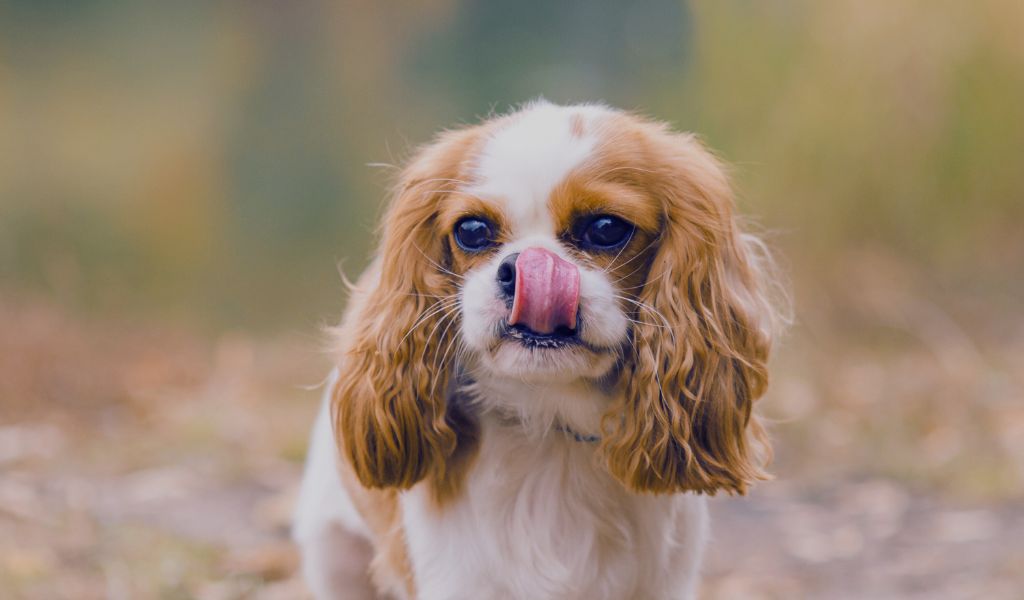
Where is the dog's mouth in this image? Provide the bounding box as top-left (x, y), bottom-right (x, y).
top-left (501, 322), bottom-right (580, 349)
top-left (484, 318), bottom-right (620, 380)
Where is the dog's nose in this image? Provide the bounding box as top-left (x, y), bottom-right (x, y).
top-left (496, 252), bottom-right (519, 299)
top-left (508, 247), bottom-right (581, 335)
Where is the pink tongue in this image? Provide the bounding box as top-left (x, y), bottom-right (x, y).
top-left (509, 247), bottom-right (580, 335)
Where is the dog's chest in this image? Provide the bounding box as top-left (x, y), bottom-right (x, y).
top-left (399, 426), bottom-right (706, 600)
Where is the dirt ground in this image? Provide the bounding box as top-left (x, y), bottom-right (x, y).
top-left (2, 282), bottom-right (1023, 599)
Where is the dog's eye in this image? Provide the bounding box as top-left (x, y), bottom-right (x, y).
top-left (454, 217), bottom-right (496, 252)
top-left (580, 215), bottom-right (634, 250)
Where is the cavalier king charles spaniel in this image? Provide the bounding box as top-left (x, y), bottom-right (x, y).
top-left (294, 101), bottom-right (782, 599)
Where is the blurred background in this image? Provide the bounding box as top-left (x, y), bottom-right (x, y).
top-left (2, 1), bottom-right (1022, 598)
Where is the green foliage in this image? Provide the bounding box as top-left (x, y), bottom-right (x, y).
top-left (1, 0), bottom-right (1020, 329)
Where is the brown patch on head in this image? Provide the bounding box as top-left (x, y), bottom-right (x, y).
top-left (544, 119), bottom-right (669, 295)
top-left (569, 113), bottom-right (586, 138)
top-left (547, 174), bottom-right (659, 294)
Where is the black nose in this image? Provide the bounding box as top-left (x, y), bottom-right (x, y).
top-left (496, 252), bottom-right (519, 299)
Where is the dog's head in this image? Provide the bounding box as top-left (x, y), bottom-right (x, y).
top-left (334, 101), bottom-right (782, 494)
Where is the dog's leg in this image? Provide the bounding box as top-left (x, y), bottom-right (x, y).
top-left (669, 495), bottom-right (710, 600)
top-left (293, 379), bottom-right (380, 599)
top-left (298, 521), bottom-right (378, 600)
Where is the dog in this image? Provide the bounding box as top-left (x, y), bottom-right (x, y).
top-left (294, 100), bottom-right (782, 599)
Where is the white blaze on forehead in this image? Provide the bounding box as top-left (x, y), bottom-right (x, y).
top-left (467, 102), bottom-right (608, 234)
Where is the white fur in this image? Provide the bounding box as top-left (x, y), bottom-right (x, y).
top-left (466, 101), bottom-right (607, 237)
top-left (295, 102), bottom-right (710, 599)
top-left (295, 385), bottom-right (709, 600)
top-left (401, 412), bottom-right (708, 600)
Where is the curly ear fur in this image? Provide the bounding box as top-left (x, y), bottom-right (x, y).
top-left (601, 127), bottom-right (780, 495)
top-left (332, 128), bottom-right (480, 490)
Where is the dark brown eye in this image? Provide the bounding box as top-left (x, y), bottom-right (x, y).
top-left (454, 217), bottom-right (495, 251)
top-left (579, 215), bottom-right (634, 250)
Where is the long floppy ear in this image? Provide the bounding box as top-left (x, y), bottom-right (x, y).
top-left (332, 128), bottom-right (479, 489)
top-left (602, 130), bottom-right (781, 495)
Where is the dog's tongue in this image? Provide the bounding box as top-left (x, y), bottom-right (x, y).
top-left (509, 247), bottom-right (580, 335)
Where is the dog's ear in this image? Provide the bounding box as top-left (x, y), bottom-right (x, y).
top-left (332, 128), bottom-right (479, 490)
top-left (602, 129), bottom-right (780, 495)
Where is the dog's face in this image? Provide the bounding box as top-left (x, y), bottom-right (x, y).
top-left (334, 102), bottom-right (780, 495)
top-left (453, 107), bottom-right (659, 383)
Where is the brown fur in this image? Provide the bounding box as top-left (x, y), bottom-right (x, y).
top-left (569, 112), bottom-right (587, 138)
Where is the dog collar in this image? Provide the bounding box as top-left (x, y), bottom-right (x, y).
top-left (555, 424), bottom-right (601, 444)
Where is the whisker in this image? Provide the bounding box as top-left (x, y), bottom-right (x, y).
top-left (430, 315), bottom-right (464, 398)
top-left (615, 269), bottom-right (668, 292)
top-left (443, 341), bottom-right (473, 399)
top-left (434, 334), bottom-right (460, 382)
top-left (412, 243), bottom-right (465, 280)
top-left (402, 292), bottom-right (459, 299)
top-left (414, 177), bottom-right (473, 187)
top-left (623, 316), bottom-right (672, 329)
top-left (404, 299), bottom-right (458, 333)
top-left (653, 367), bottom-right (670, 405)
top-left (422, 303), bottom-right (460, 351)
top-left (613, 295), bottom-right (674, 330)
top-left (601, 228), bottom-right (636, 274)
top-left (607, 237), bottom-right (660, 283)
top-left (609, 260), bottom-right (653, 288)
top-left (397, 298), bottom-right (459, 347)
